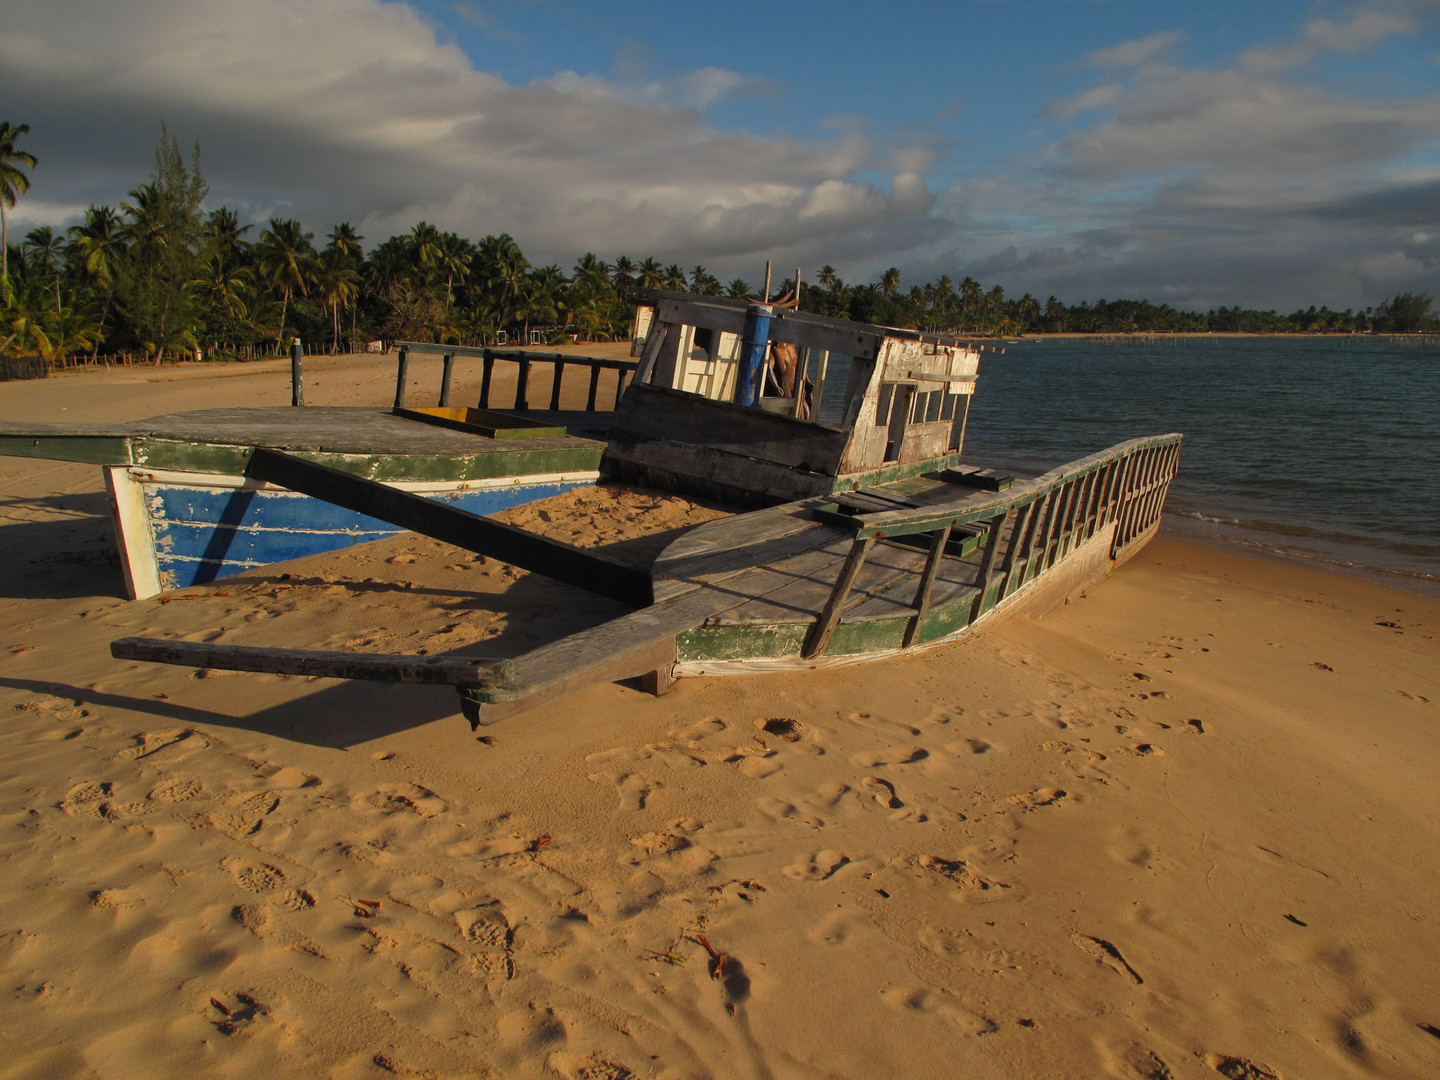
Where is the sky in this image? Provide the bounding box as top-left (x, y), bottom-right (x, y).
top-left (4, 0), bottom-right (1438, 312)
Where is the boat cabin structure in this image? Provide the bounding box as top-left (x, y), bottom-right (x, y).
top-left (608, 291), bottom-right (993, 505)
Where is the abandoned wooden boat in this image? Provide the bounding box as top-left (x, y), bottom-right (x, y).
top-left (98, 291), bottom-right (1182, 726)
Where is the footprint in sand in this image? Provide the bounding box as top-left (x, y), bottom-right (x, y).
top-left (1118, 1045), bottom-right (1175, 1080)
top-left (861, 776), bottom-right (903, 809)
top-left (1202, 1053), bottom-right (1282, 1079)
top-left (209, 991), bottom-right (268, 1036)
top-left (367, 783), bottom-right (446, 817)
top-left (90, 887), bottom-right (144, 910)
top-left (782, 849), bottom-right (850, 881)
top-left (759, 717), bottom-right (805, 742)
top-left (548, 1053), bottom-right (637, 1080)
top-left (1005, 787), bottom-right (1069, 812)
top-left (146, 777), bottom-right (203, 803)
top-left (850, 746), bottom-right (929, 768)
top-left (918, 855), bottom-right (1011, 895)
top-left (222, 857), bottom-right (286, 893)
top-left (628, 831), bottom-right (689, 857)
top-left (1072, 933), bottom-right (1143, 984)
top-left (115, 728), bottom-right (212, 764)
top-left (675, 717), bottom-right (727, 744)
top-left (756, 796), bottom-right (824, 829)
top-left (58, 780), bottom-right (115, 818)
top-left (455, 904), bottom-right (513, 951)
top-left (586, 771), bottom-right (652, 811)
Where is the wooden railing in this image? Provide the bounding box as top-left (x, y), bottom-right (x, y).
top-left (801, 433), bottom-right (1183, 658)
top-left (392, 342), bottom-right (638, 413)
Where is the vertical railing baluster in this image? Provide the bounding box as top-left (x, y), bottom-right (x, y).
top-left (904, 523), bottom-right (952, 648)
top-left (802, 535), bottom-right (877, 659)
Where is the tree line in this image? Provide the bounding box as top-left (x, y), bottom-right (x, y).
top-left (2, 123), bottom-right (1434, 366)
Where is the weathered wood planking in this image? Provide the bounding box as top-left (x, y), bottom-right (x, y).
top-left (112, 637), bottom-right (514, 686)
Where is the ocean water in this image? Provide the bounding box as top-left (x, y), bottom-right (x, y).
top-left (959, 336), bottom-right (1440, 595)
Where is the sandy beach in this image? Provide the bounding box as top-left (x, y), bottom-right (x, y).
top-left (2, 356), bottom-right (1438, 1080)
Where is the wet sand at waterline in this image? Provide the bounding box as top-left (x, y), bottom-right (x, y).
top-left (2, 357), bottom-right (1438, 1080)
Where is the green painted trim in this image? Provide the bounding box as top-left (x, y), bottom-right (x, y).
top-left (129, 439), bottom-right (603, 482)
top-left (676, 623), bottom-right (807, 662)
top-left (828, 453), bottom-right (962, 493)
top-left (0, 433), bottom-right (132, 465)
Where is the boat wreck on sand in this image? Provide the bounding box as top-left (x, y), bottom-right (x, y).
top-left (3, 289), bottom-right (1181, 728)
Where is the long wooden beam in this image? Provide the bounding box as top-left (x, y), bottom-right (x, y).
top-left (112, 638), bottom-right (514, 687)
top-left (244, 448), bottom-right (653, 607)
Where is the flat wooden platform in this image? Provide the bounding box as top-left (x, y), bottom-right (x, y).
top-left (0, 407), bottom-right (605, 480)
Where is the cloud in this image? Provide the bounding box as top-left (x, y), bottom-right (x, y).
top-left (1078, 30), bottom-right (1185, 72)
top-left (0, 0), bottom-right (928, 277)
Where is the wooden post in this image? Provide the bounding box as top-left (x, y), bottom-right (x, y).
top-left (549, 359), bottom-right (566, 410)
top-left (586, 365), bottom-right (602, 412)
top-left (515, 356), bottom-right (531, 410)
top-left (480, 350), bottom-right (495, 408)
top-left (439, 352), bottom-right (455, 406)
top-left (290, 340), bottom-right (305, 406)
top-left (614, 366), bottom-right (629, 408)
top-left (802, 534), bottom-right (877, 659)
top-left (393, 345), bottom-right (410, 408)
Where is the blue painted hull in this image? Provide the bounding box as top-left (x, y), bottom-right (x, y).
top-left (107, 468), bottom-right (596, 596)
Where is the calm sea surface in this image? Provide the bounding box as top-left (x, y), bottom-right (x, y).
top-left (954, 336), bottom-right (1439, 595)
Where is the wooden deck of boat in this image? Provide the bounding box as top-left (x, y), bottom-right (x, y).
top-left (1, 407), bottom-right (605, 478)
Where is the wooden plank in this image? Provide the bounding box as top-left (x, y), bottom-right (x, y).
top-left (111, 637), bottom-right (514, 687)
top-left (608, 383), bottom-right (850, 471)
top-left (715, 536), bottom-right (929, 627)
top-left (244, 448), bottom-right (651, 607)
top-left (0, 431), bottom-right (133, 465)
top-left (393, 407), bottom-right (567, 439)
top-left (801, 535), bottom-right (877, 658)
top-left (939, 466), bottom-right (1013, 491)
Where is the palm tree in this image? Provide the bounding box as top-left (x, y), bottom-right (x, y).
top-left (206, 207), bottom-right (252, 263)
top-left (960, 276), bottom-right (981, 330)
top-left (314, 248), bottom-right (361, 352)
top-left (68, 205), bottom-right (122, 355)
top-left (409, 220), bottom-right (442, 283)
top-left (663, 263), bottom-right (687, 291)
top-left (23, 226), bottom-right (63, 310)
top-left (817, 265), bottom-right (839, 292)
top-left (725, 278), bottom-right (752, 300)
top-left (326, 222), bottom-right (364, 264)
top-left (0, 122), bottom-right (38, 283)
top-left (572, 252), bottom-right (609, 292)
top-left (324, 222), bottom-right (365, 345)
top-left (479, 233), bottom-right (529, 333)
top-left (435, 232), bottom-right (472, 309)
top-left (636, 256), bottom-right (663, 290)
top-left (610, 254), bottom-right (635, 291)
top-left (255, 218), bottom-right (316, 340)
top-left (879, 267), bottom-right (901, 297)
